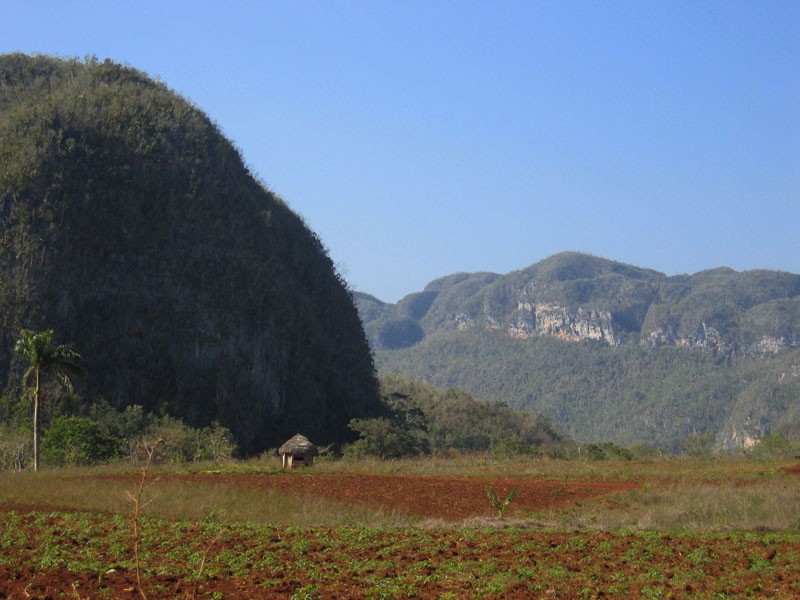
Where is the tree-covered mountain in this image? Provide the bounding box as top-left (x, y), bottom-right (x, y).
top-left (0, 53), bottom-right (381, 454)
top-left (357, 252), bottom-right (800, 450)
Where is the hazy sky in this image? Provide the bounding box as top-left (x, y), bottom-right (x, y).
top-left (3, 1), bottom-right (798, 302)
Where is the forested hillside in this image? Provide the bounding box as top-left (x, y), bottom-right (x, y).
top-left (0, 54), bottom-right (381, 454)
top-left (345, 374), bottom-right (566, 459)
top-left (358, 253), bottom-right (800, 449)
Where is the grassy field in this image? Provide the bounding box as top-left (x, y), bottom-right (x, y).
top-left (1, 455), bottom-right (798, 598)
top-left (3, 455), bottom-right (798, 528)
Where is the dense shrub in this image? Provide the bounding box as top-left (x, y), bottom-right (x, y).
top-left (345, 393), bottom-right (429, 459)
top-left (135, 416), bottom-right (236, 464)
top-left (42, 416), bottom-right (116, 467)
top-left (1, 400), bottom-right (237, 469)
top-left (748, 432), bottom-right (800, 459)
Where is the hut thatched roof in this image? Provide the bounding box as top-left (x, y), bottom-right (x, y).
top-left (278, 433), bottom-right (318, 456)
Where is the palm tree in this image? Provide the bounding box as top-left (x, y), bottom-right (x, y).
top-left (13, 329), bottom-right (85, 471)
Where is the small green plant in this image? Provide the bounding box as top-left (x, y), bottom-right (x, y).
top-left (486, 485), bottom-right (519, 517)
top-left (190, 533), bottom-right (224, 600)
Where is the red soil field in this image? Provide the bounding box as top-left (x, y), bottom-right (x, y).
top-left (170, 471), bottom-right (640, 520)
top-left (1, 469), bottom-right (798, 598)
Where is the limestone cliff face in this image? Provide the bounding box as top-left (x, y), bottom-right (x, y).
top-left (641, 323), bottom-right (732, 355)
top-left (642, 325), bottom-right (798, 356)
top-left (454, 300), bottom-right (617, 344)
top-left (751, 336), bottom-right (789, 355)
top-left (718, 355), bottom-right (800, 450)
top-left (504, 302), bottom-right (617, 344)
top-left (531, 303), bottom-right (616, 345)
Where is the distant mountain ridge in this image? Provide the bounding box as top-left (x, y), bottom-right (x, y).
top-left (357, 252), bottom-right (800, 355)
top-left (356, 253), bottom-right (800, 449)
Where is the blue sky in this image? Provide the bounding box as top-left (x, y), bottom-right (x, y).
top-left (3, 1), bottom-right (798, 302)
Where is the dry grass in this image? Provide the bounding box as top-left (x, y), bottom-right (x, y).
top-left (304, 453), bottom-right (795, 482)
top-left (520, 474), bottom-right (800, 532)
top-left (592, 478), bottom-right (800, 531)
top-left (1, 455), bottom-right (797, 531)
top-left (0, 469), bottom-right (413, 527)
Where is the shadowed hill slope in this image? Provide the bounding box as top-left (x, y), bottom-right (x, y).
top-left (0, 54), bottom-right (380, 453)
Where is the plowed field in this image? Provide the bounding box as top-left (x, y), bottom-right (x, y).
top-left (1, 470), bottom-right (799, 598)
top-left (169, 471), bottom-right (639, 519)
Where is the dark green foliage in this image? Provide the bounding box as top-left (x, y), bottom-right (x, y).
top-left (88, 402), bottom-right (238, 464)
top-left (0, 54), bottom-right (381, 454)
top-left (749, 432), bottom-right (800, 459)
top-left (346, 375), bottom-right (564, 459)
top-left (0, 391), bottom-right (31, 430)
top-left (346, 389), bottom-right (430, 459)
top-left (0, 402), bottom-right (238, 469)
top-left (0, 423), bottom-right (29, 469)
top-left (678, 433), bottom-right (717, 458)
top-left (346, 417), bottom-right (423, 459)
top-left (376, 328), bottom-right (800, 450)
top-left (581, 442), bottom-right (633, 461)
top-left (377, 374), bottom-right (564, 454)
top-left (134, 415), bottom-right (237, 464)
top-left (41, 416), bottom-right (115, 466)
top-left (12, 401), bottom-right (237, 468)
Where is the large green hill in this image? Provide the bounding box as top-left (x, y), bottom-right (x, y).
top-left (357, 252), bottom-right (800, 449)
top-left (0, 54), bottom-right (380, 453)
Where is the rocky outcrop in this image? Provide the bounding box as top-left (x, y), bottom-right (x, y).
top-left (643, 328), bottom-right (798, 356)
top-left (507, 302), bottom-right (617, 345)
top-left (641, 322), bottom-right (732, 355)
top-left (533, 303), bottom-right (617, 345)
top-left (750, 336), bottom-right (795, 355)
top-left (724, 425), bottom-right (760, 450)
top-left (455, 301), bottom-right (617, 344)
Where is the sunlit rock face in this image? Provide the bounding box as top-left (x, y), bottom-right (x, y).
top-left (506, 302), bottom-right (617, 345)
top-left (641, 323), bottom-right (732, 355)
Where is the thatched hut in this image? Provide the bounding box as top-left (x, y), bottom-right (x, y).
top-left (278, 434), bottom-right (319, 468)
